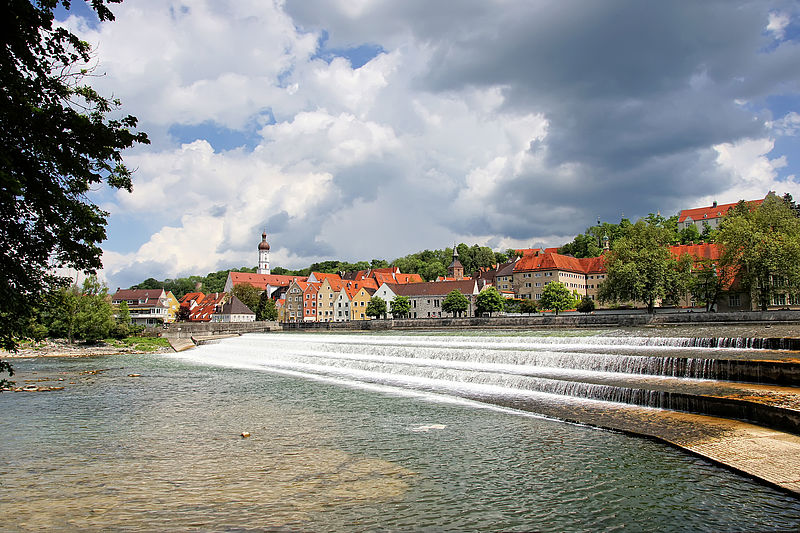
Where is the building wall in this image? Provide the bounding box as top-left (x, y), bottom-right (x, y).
top-left (316, 280), bottom-right (337, 322)
top-left (350, 290), bottom-right (372, 320)
top-left (333, 290), bottom-right (351, 322)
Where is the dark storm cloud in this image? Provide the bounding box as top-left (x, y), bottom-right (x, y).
top-left (288, 0), bottom-right (800, 242)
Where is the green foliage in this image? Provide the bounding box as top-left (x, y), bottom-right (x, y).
top-left (256, 292), bottom-right (278, 321)
top-left (540, 282), bottom-right (577, 315)
top-left (106, 336), bottom-right (170, 352)
top-left (0, 0), bottom-right (147, 359)
top-left (442, 290), bottom-right (470, 317)
top-left (687, 258), bottom-right (727, 311)
top-left (519, 299), bottom-right (538, 314)
top-left (576, 296), bottom-right (596, 314)
top-left (559, 218), bottom-right (645, 258)
top-left (366, 296), bottom-right (387, 319)
top-left (231, 283), bottom-right (261, 314)
top-left (679, 224), bottom-right (701, 244)
top-left (598, 220), bottom-right (692, 313)
top-left (390, 296), bottom-right (411, 318)
top-left (717, 194), bottom-right (800, 310)
top-left (45, 275), bottom-right (115, 343)
top-left (422, 261), bottom-right (447, 281)
top-left (475, 287), bottom-right (505, 316)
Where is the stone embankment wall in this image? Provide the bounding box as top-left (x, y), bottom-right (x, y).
top-left (156, 311), bottom-right (800, 339)
top-left (282, 310), bottom-right (800, 331)
top-left (161, 321), bottom-right (280, 339)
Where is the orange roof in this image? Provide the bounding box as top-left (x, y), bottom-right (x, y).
top-left (200, 292), bottom-right (226, 305)
top-left (180, 292), bottom-right (204, 304)
top-left (311, 272), bottom-right (342, 282)
top-left (678, 199), bottom-right (763, 223)
top-left (189, 303), bottom-right (216, 322)
top-left (514, 251), bottom-right (607, 275)
top-left (229, 272), bottom-right (307, 290)
top-left (669, 243), bottom-right (720, 261)
top-left (515, 248), bottom-right (543, 256)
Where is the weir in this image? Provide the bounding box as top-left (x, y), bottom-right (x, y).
top-left (177, 331), bottom-right (800, 494)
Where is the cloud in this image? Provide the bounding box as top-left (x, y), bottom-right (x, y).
top-left (767, 11), bottom-right (791, 39)
top-left (56, 0), bottom-right (800, 288)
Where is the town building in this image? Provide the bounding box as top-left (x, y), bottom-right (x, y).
top-left (111, 288), bottom-right (179, 326)
top-left (677, 198), bottom-right (764, 232)
top-left (380, 279), bottom-right (480, 318)
top-left (512, 250), bottom-right (602, 303)
top-left (212, 295), bottom-right (255, 322)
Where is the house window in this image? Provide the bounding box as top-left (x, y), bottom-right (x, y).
top-left (729, 294), bottom-right (741, 308)
top-left (525, 283), bottom-right (531, 288)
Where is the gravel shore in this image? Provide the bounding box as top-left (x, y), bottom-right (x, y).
top-left (1, 339), bottom-right (172, 358)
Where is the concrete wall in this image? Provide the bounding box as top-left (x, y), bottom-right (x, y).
top-left (161, 320), bottom-right (280, 339)
top-left (281, 310), bottom-right (800, 331)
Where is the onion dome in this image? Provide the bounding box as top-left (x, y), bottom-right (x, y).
top-left (258, 231), bottom-right (270, 251)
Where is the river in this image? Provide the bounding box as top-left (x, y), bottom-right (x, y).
top-left (2, 330), bottom-right (800, 531)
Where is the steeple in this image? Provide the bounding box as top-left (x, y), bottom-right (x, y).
top-left (448, 243), bottom-right (464, 280)
top-left (257, 229), bottom-right (271, 275)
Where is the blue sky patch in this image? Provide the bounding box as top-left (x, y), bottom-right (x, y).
top-left (167, 113), bottom-right (275, 152)
top-left (314, 30), bottom-right (385, 69)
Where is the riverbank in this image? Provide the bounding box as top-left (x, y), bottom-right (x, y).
top-left (1, 338), bottom-right (172, 358)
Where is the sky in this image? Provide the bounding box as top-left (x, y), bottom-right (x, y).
top-left (56, 0), bottom-right (800, 289)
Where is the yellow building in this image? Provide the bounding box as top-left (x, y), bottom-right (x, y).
top-left (350, 286), bottom-right (376, 320)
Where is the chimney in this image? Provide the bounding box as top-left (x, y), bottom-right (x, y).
top-left (712, 200), bottom-right (717, 208)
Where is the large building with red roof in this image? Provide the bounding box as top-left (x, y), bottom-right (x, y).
top-left (677, 198), bottom-right (764, 233)
top-left (512, 250), bottom-right (607, 304)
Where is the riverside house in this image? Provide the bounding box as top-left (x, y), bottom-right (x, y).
top-left (112, 288), bottom-right (179, 326)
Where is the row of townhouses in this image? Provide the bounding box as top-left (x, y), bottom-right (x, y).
top-left (112, 195), bottom-right (797, 324)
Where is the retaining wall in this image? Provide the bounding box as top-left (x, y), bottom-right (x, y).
top-left (161, 321), bottom-right (280, 339)
top-left (281, 310), bottom-right (800, 331)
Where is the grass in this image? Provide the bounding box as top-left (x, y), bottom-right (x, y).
top-left (105, 336), bottom-right (171, 352)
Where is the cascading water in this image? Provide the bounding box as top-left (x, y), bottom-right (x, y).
top-left (176, 332), bottom-right (800, 434)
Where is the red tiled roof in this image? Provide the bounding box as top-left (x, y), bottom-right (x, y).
top-left (189, 303), bottom-right (216, 322)
top-left (514, 251), bottom-right (607, 275)
top-left (678, 199), bottom-right (763, 223)
top-left (311, 272), bottom-right (342, 282)
top-left (180, 292), bottom-right (204, 304)
top-left (229, 272), bottom-right (307, 290)
top-left (112, 289), bottom-right (165, 301)
top-left (669, 243), bottom-right (720, 261)
top-left (200, 292), bottom-right (227, 305)
top-left (388, 279), bottom-right (478, 297)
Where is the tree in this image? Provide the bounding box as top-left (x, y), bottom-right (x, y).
top-left (519, 299), bottom-right (538, 314)
top-left (717, 194), bottom-right (800, 310)
top-left (230, 283), bottom-right (262, 314)
top-left (442, 290), bottom-right (469, 317)
top-left (1, 0), bottom-right (147, 363)
top-left (576, 296), bottom-right (596, 314)
top-left (422, 261), bottom-right (446, 282)
top-left (256, 291), bottom-right (278, 321)
top-left (475, 286), bottom-right (505, 316)
top-left (74, 276), bottom-right (114, 342)
top-left (540, 282), bottom-right (577, 315)
top-left (390, 296), bottom-right (411, 318)
top-left (686, 257), bottom-right (729, 312)
top-left (598, 220), bottom-right (691, 313)
top-left (366, 296), bottom-right (387, 319)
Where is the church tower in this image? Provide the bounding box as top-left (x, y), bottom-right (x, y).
top-left (258, 230), bottom-right (271, 275)
top-left (448, 243), bottom-right (464, 280)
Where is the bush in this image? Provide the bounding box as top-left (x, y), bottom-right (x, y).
top-left (577, 297), bottom-right (596, 313)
